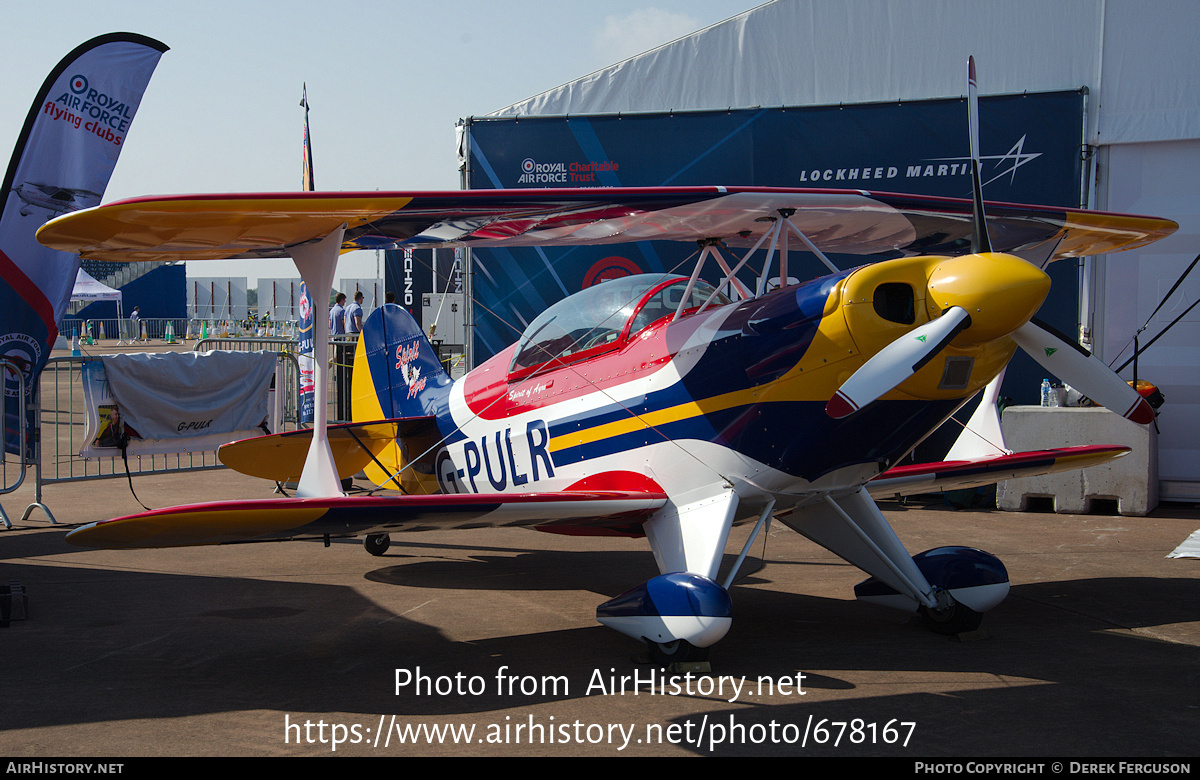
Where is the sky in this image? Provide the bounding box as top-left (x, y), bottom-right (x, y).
top-left (1, 0), bottom-right (762, 286)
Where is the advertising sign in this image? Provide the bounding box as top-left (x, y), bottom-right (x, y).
top-left (0, 33), bottom-right (167, 454)
top-left (297, 282), bottom-right (315, 424)
top-left (464, 91), bottom-right (1085, 382)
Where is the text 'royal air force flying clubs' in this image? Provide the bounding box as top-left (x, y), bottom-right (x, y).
top-left (37, 58), bottom-right (1176, 662)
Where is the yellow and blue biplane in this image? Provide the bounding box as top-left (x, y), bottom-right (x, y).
top-left (36, 62), bottom-right (1176, 662)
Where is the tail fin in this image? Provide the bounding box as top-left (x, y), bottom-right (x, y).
top-left (351, 304), bottom-right (452, 422)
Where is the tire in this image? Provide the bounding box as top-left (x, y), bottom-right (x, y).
top-left (918, 600), bottom-right (983, 635)
top-left (364, 534), bottom-right (391, 556)
top-left (646, 639), bottom-right (709, 665)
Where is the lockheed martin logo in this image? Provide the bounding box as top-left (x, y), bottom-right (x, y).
top-left (929, 135), bottom-right (1042, 187)
top-left (796, 135), bottom-right (1042, 188)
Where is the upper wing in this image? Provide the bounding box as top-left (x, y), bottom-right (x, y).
top-left (64, 489), bottom-right (668, 549)
top-left (865, 444), bottom-right (1130, 499)
top-left (36, 187), bottom-right (1176, 263)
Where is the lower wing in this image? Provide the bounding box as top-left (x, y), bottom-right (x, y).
top-left (63, 490), bottom-right (668, 549)
top-left (866, 445), bottom-right (1129, 498)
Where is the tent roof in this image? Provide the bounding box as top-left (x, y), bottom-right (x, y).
top-left (491, 0), bottom-right (1200, 146)
top-left (71, 268), bottom-right (121, 301)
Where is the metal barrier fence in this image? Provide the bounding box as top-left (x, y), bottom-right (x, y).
top-left (12, 349), bottom-right (299, 525)
top-left (1, 357), bottom-right (28, 529)
top-left (61, 317), bottom-right (300, 344)
top-left (196, 335), bottom-right (357, 424)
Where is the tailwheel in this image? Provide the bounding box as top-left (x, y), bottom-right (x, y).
top-left (646, 639), bottom-right (709, 665)
top-left (918, 598), bottom-right (983, 635)
top-left (364, 534), bottom-right (391, 556)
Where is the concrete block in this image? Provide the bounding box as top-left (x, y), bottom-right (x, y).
top-left (996, 406), bottom-right (1158, 516)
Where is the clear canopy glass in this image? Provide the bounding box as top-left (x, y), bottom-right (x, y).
top-left (510, 273), bottom-right (729, 376)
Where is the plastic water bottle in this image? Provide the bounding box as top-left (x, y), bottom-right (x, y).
top-left (1040, 378), bottom-right (1057, 407)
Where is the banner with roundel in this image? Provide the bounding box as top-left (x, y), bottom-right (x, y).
top-left (0, 33), bottom-right (167, 455)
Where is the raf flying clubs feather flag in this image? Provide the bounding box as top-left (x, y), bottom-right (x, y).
top-left (0, 33), bottom-right (167, 455)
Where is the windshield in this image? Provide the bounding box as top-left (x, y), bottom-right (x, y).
top-left (627, 278), bottom-right (728, 335)
top-left (510, 274), bottom-right (672, 375)
top-left (509, 273), bottom-right (730, 377)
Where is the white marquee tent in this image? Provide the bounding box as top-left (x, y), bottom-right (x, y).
top-left (71, 268), bottom-right (123, 318)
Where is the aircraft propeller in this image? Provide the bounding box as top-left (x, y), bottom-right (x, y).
top-left (826, 56), bottom-right (1154, 426)
top-left (826, 306), bottom-right (971, 419)
top-left (1012, 319), bottom-right (1154, 423)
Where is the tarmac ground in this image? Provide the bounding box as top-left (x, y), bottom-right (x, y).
top-left (1, 341), bottom-right (1198, 757)
top-left (2, 466), bottom-right (1198, 758)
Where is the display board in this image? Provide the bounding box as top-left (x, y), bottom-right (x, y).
top-left (463, 91), bottom-right (1085, 405)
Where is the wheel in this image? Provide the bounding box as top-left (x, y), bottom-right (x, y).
top-left (646, 639), bottom-right (709, 665)
top-left (364, 534), bottom-right (391, 556)
top-left (918, 600), bottom-right (983, 635)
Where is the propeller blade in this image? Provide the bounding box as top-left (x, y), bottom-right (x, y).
top-left (968, 55), bottom-right (993, 254)
top-left (1012, 319), bottom-right (1154, 424)
top-left (827, 307), bottom-right (972, 418)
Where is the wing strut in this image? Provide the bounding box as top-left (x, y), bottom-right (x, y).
top-left (783, 209), bottom-right (839, 273)
top-left (752, 208), bottom-right (839, 297)
top-left (944, 372), bottom-right (1011, 461)
top-left (677, 207), bottom-right (845, 321)
top-left (700, 243), bottom-right (756, 311)
top-left (289, 223), bottom-right (347, 498)
top-left (675, 239), bottom-right (752, 320)
top-left (721, 499), bottom-right (775, 589)
top-left (819, 493), bottom-right (939, 609)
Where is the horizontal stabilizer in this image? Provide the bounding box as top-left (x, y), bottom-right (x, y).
top-left (218, 418), bottom-right (437, 483)
top-left (64, 489), bottom-right (668, 549)
top-left (866, 445), bottom-right (1130, 499)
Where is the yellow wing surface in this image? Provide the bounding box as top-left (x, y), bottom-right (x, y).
top-left (64, 490), bottom-right (669, 549)
top-left (217, 419), bottom-right (436, 488)
top-left (37, 188), bottom-right (1176, 264)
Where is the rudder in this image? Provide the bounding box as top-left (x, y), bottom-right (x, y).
top-left (351, 304), bottom-right (451, 422)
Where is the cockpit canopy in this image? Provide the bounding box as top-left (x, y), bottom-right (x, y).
top-left (509, 273), bottom-right (730, 380)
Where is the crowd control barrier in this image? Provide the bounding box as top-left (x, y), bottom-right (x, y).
top-left (15, 349), bottom-right (299, 525)
top-left (61, 318), bottom-right (300, 346)
top-left (1, 358), bottom-right (29, 529)
top-left (196, 335), bottom-right (357, 424)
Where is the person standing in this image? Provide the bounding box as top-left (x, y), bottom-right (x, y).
top-left (338, 291), bottom-right (365, 423)
top-left (328, 292), bottom-right (349, 421)
top-left (345, 291), bottom-right (364, 335)
top-left (329, 293), bottom-right (346, 336)
top-left (129, 305), bottom-right (142, 342)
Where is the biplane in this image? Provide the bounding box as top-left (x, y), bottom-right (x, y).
top-left (37, 60), bottom-right (1176, 662)
top-left (12, 182), bottom-right (101, 218)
